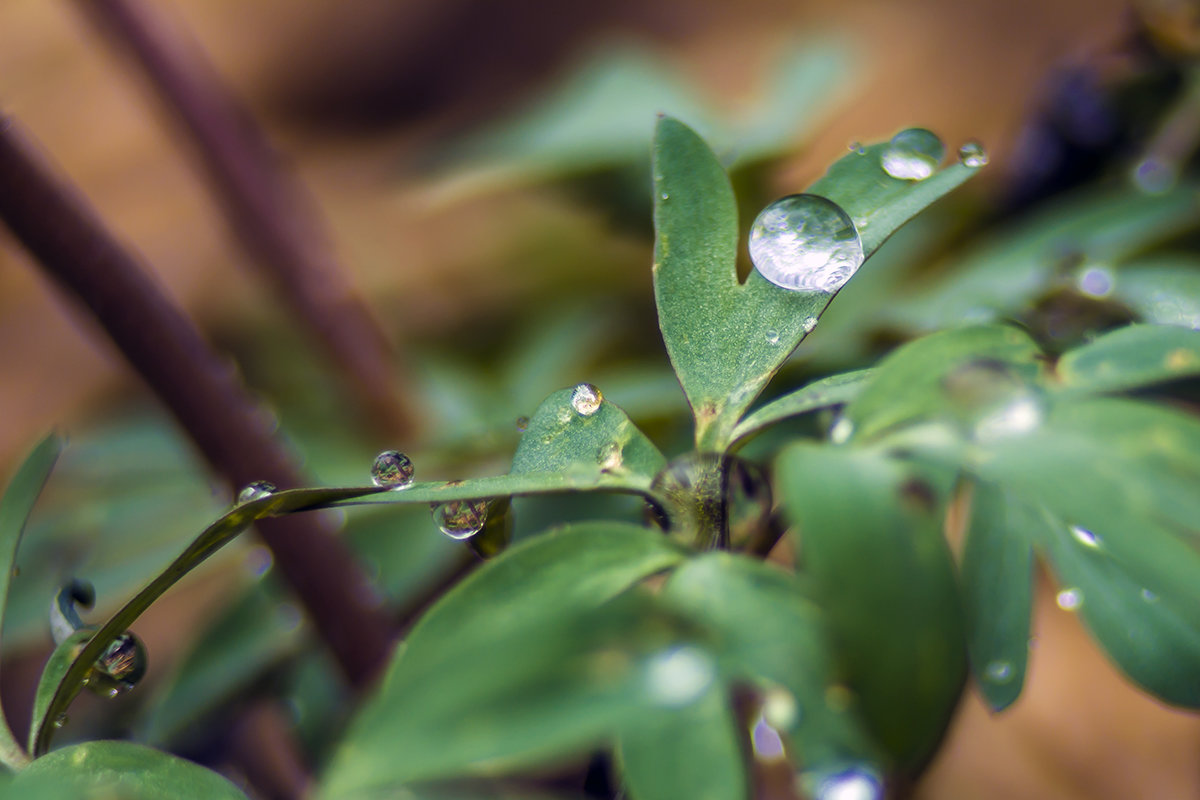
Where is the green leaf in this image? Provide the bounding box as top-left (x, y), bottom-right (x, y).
top-left (842, 324), bottom-right (1042, 442)
top-left (27, 629), bottom-right (92, 753)
top-left (319, 522), bottom-right (691, 797)
top-left (0, 432), bottom-right (61, 769)
top-left (731, 368), bottom-right (873, 447)
top-left (775, 443), bottom-right (966, 770)
top-left (617, 688), bottom-right (747, 800)
top-left (961, 480), bottom-right (1034, 712)
top-left (7, 741), bottom-right (248, 800)
top-left (659, 553), bottom-right (880, 771)
top-left (1055, 324), bottom-right (1200, 395)
top-left (1112, 254), bottom-right (1200, 329)
top-left (1035, 503), bottom-right (1200, 708)
top-left (652, 119), bottom-right (976, 451)
top-left (319, 593), bottom-right (711, 798)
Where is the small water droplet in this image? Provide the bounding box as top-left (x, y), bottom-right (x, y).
top-left (1132, 158), bottom-right (1176, 195)
top-left (370, 450), bottom-right (414, 488)
top-left (645, 645), bottom-right (714, 706)
top-left (751, 713), bottom-right (787, 760)
top-left (957, 140), bottom-right (989, 168)
top-left (597, 441), bottom-right (623, 471)
top-left (1056, 588), bottom-right (1083, 611)
top-left (881, 128), bottom-right (945, 180)
top-left (848, 141), bottom-right (866, 155)
top-left (813, 767), bottom-right (883, 800)
top-left (571, 383), bottom-right (602, 416)
top-left (515, 415), bottom-right (530, 432)
top-left (830, 417), bottom-right (854, 444)
top-left (432, 499), bottom-right (488, 540)
top-left (763, 688), bottom-right (799, 730)
top-left (1070, 525), bottom-right (1101, 548)
top-left (238, 481), bottom-right (276, 503)
top-left (984, 660), bottom-right (1013, 683)
top-left (749, 195), bottom-right (864, 294)
top-left (1141, 588), bottom-right (1159, 603)
top-left (660, 192), bottom-right (670, 201)
top-left (1077, 265), bottom-right (1114, 298)
top-left (802, 315), bottom-right (818, 333)
top-left (765, 329), bottom-right (780, 345)
top-left (52, 713), bottom-right (68, 729)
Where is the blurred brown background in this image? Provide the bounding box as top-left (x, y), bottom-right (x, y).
top-left (0, 1), bottom-right (1197, 798)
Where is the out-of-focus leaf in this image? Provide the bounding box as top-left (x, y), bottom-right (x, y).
top-left (842, 325), bottom-right (1043, 443)
top-left (617, 688), bottom-right (746, 800)
top-left (318, 591), bottom-right (712, 798)
top-left (6, 741), bottom-right (248, 800)
top-left (961, 480), bottom-right (1034, 712)
top-left (653, 118), bottom-right (975, 451)
top-left (1113, 255), bottom-right (1200, 329)
top-left (731, 369), bottom-right (873, 446)
top-left (775, 443), bottom-right (966, 770)
top-left (1055, 324), bottom-right (1200, 394)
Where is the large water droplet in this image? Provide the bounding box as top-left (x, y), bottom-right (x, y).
top-left (238, 481), bottom-right (276, 503)
top-left (570, 383), bottom-right (602, 416)
top-left (371, 450), bottom-right (414, 488)
top-left (644, 645), bottom-right (714, 706)
top-left (984, 660), bottom-right (1014, 683)
top-left (432, 499), bottom-right (488, 540)
top-left (958, 140), bottom-right (989, 168)
top-left (81, 631), bottom-right (147, 698)
top-left (813, 767), bottom-right (883, 800)
top-left (1056, 588), bottom-right (1083, 611)
top-left (749, 194), bottom-right (864, 293)
top-left (1070, 525), bottom-right (1101, 548)
top-left (882, 128), bottom-right (945, 181)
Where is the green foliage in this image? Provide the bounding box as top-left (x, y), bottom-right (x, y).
top-left (2, 109), bottom-right (1199, 800)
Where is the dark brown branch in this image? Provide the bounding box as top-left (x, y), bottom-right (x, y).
top-left (77, 0), bottom-right (418, 441)
top-left (227, 700), bottom-right (313, 800)
top-left (0, 113), bottom-right (393, 689)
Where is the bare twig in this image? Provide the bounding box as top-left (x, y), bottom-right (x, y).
top-left (77, 0), bottom-right (418, 440)
top-left (0, 113), bottom-right (393, 689)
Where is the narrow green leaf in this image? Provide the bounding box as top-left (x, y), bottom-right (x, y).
top-left (1113, 255), bottom-right (1200, 329)
top-left (618, 689), bottom-right (747, 800)
top-left (0, 433), bottom-right (62, 769)
top-left (7, 741), bottom-right (248, 800)
top-left (961, 480), bottom-right (1034, 711)
top-left (27, 629), bottom-right (91, 753)
top-left (1055, 324), bottom-right (1200, 395)
top-left (319, 592), bottom-right (711, 798)
top-left (775, 443), bottom-right (966, 770)
top-left (731, 368), bottom-right (873, 446)
top-left (843, 324), bottom-right (1042, 442)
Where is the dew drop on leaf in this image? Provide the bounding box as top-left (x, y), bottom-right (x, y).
top-left (812, 766), bottom-right (883, 800)
top-left (957, 140), bottom-right (989, 168)
top-left (802, 315), bottom-right (818, 333)
top-left (1076, 265), bottom-right (1114, 298)
top-left (432, 499), bottom-right (489, 540)
top-left (749, 194), bottom-right (864, 293)
top-left (1141, 588), bottom-right (1159, 603)
top-left (85, 632), bottom-right (148, 698)
top-left (237, 481), bottom-right (276, 503)
top-left (52, 714), bottom-right (68, 730)
top-left (596, 441), bottom-right (623, 471)
top-left (983, 660), bottom-right (1013, 683)
top-left (829, 417), bottom-right (854, 444)
top-left (848, 141), bottom-right (866, 155)
top-left (881, 128), bottom-right (945, 181)
top-left (1069, 524), bottom-right (1100, 548)
top-left (765, 330), bottom-right (780, 345)
top-left (763, 687), bottom-right (799, 730)
top-left (1056, 588), bottom-right (1083, 611)
top-left (570, 383), bottom-right (603, 416)
top-left (644, 645), bottom-right (714, 707)
top-left (370, 450), bottom-right (414, 488)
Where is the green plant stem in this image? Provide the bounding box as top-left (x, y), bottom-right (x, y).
top-left (77, 0), bottom-right (418, 441)
top-left (0, 114), bottom-right (394, 690)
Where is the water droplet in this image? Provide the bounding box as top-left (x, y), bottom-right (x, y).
top-left (432, 499), bottom-right (488, 540)
top-left (1056, 588), bottom-right (1083, 611)
top-left (814, 768), bottom-right (883, 800)
top-left (957, 140), bottom-right (989, 168)
top-left (881, 128), bottom-right (945, 180)
top-left (660, 192), bottom-right (670, 201)
top-left (848, 141), bottom-right (866, 155)
top-left (570, 383), bottom-right (602, 416)
top-left (1077, 265), bottom-right (1114, 298)
top-left (830, 417), bottom-right (854, 444)
top-left (515, 415), bottom-right (530, 432)
top-left (1070, 525), bottom-right (1100, 548)
top-left (802, 315), bottom-right (818, 333)
top-left (984, 660), bottom-right (1014, 683)
top-left (644, 645), bottom-right (714, 706)
top-left (751, 713), bottom-right (787, 760)
top-left (52, 714), bottom-right (68, 729)
top-left (597, 441), bottom-right (623, 471)
top-left (763, 688), bottom-right (799, 730)
top-left (1141, 588), bottom-right (1159, 603)
top-left (765, 329), bottom-right (780, 345)
top-left (974, 395), bottom-right (1043, 442)
top-left (749, 194), bottom-right (864, 293)
top-left (370, 449), bottom-right (414, 488)
top-left (237, 481), bottom-right (276, 503)
top-left (1132, 158), bottom-right (1176, 195)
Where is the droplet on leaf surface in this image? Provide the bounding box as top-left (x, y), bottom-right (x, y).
top-left (432, 499), bottom-right (488, 540)
top-left (570, 383), bottom-right (602, 416)
top-left (749, 194), bottom-right (864, 293)
top-left (881, 128), bottom-right (945, 180)
top-left (1069, 525), bottom-right (1100, 548)
top-left (237, 481), bottom-right (275, 503)
top-left (957, 140), bottom-right (989, 168)
top-left (370, 450), bottom-right (414, 488)
top-left (984, 660), bottom-right (1013, 683)
top-left (1056, 588), bottom-right (1083, 611)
